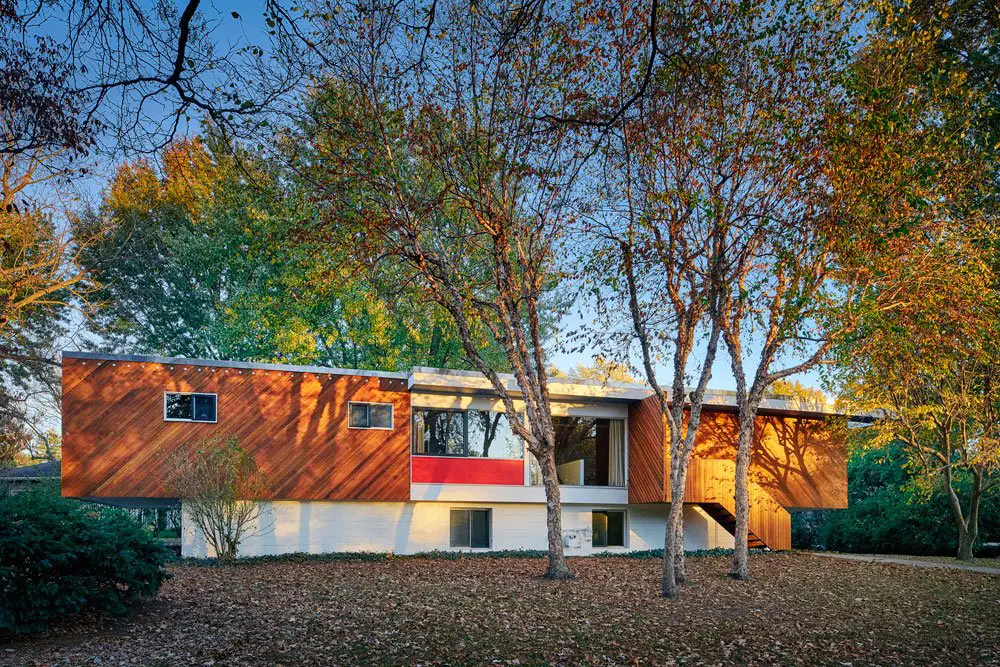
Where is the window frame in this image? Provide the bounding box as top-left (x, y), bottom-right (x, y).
top-left (163, 392), bottom-right (218, 424)
top-left (592, 509), bottom-right (627, 548)
top-left (411, 408), bottom-right (524, 460)
top-left (449, 508), bottom-right (492, 549)
top-left (412, 408), bottom-right (468, 455)
top-left (347, 401), bottom-right (395, 430)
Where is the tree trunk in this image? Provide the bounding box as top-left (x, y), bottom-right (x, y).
top-left (661, 497), bottom-right (684, 597)
top-left (955, 470), bottom-right (983, 561)
top-left (674, 519), bottom-right (687, 584)
top-left (662, 453), bottom-right (691, 597)
top-left (538, 448), bottom-right (573, 579)
top-left (957, 529), bottom-right (975, 561)
top-left (944, 465), bottom-right (982, 561)
top-left (730, 406), bottom-right (755, 580)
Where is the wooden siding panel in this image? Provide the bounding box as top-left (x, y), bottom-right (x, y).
top-left (61, 357), bottom-right (410, 501)
top-left (625, 395), bottom-right (846, 516)
top-left (627, 396), bottom-right (667, 504)
top-left (686, 458), bottom-right (792, 550)
top-left (693, 411), bottom-right (848, 509)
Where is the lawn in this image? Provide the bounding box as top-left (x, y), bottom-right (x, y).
top-left (3, 552), bottom-right (999, 666)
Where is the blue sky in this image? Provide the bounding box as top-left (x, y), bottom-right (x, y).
top-left (45, 2), bottom-right (829, 397)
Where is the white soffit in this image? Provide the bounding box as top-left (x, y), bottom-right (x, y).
top-left (407, 367), bottom-right (651, 402)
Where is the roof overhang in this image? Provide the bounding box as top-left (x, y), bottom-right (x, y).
top-left (407, 367), bottom-right (651, 402)
top-left (62, 351), bottom-right (409, 380)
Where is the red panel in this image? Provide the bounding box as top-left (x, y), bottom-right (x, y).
top-left (411, 456), bottom-right (525, 485)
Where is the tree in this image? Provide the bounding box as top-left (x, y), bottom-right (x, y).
top-left (80, 132), bottom-right (479, 370)
top-left (805, 441), bottom-right (1000, 556)
top-left (293, 0), bottom-right (592, 579)
top-left (169, 435), bottom-right (268, 563)
top-left (681, 0), bottom-right (863, 580)
top-left (580, 0), bottom-right (853, 591)
top-left (834, 227), bottom-right (999, 560)
top-left (549, 357), bottom-right (639, 384)
top-left (574, 0), bottom-right (739, 598)
top-left (825, 0), bottom-right (998, 562)
top-left (3, 1), bottom-right (302, 157)
top-left (1, 114), bottom-right (96, 459)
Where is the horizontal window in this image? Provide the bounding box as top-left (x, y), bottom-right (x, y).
top-left (412, 409), bottom-right (523, 459)
top-left (348, 402), bottom-right (394, 429)
top-left (592, 510), bottom-right (626, 548)
top-left (164, 393), bottom-right (217, 423)
top-left (450, 508), bottom-right (491, 548)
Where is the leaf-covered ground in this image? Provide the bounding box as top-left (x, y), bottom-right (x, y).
top-left (4, 552), bottom-right (999, 666)
top-left (872, 554), bottom-right (1000, 569)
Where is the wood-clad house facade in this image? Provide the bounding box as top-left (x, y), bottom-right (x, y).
top-left (61, 352), bottom-right (848, 557)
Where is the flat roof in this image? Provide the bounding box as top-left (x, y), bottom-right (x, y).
top-left (63, 351), bottom-right (845, 416)
top-left (62, 351), bottom-right (409, 380)
top-left (407, 367), bottom-right (652, 402)
top-left (408, 366), bottom-right (841, 415)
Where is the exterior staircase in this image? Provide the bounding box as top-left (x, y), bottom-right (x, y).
top-left (682, 458), bottom-right (792, 551)
top-left (697, 502), bottom-right (768, 549)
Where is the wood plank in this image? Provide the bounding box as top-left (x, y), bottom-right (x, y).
top-left (693, 411), bottom-right (848, 509)
top-left (687, 458), bottom-right (792, 550)
top-left (627, 397), bottom-right (847, 509)
top-left (627, 396), bottom-right (667, 503)
top-left (61, 357), bottom-right (411, 501)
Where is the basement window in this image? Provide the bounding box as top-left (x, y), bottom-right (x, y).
top-left (164, 392), bottom-right (217, 423)
top-left (348, 402), bottom-right (394, 430)
top-left (450, 508), bottom-right (491, 548)
top-left (592, 510), bottom-right (626, 548)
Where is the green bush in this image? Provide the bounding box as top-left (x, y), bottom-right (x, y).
top-left (0, 487), bottom-right (170, 634)
top-left (792, 443), bottom-right (1000, 556)
top-left (177, 546), bottom-right (749, 568)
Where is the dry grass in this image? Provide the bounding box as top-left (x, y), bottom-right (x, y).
top-left (3, 552), bottom-right (999, 666)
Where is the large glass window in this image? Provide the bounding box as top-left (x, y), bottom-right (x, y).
top-left (164, 393), bottom-right (217, 423)
top-left (592, 510), bottom-right (626, 547)
top-left (529, 417), bottom-right (626, 486)
top-left (412, 409), bottom-right (523, 459)
top-left (450, 509), bottom-right (491, 548)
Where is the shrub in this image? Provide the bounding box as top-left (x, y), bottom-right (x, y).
top-left (0, 487), bottom-right (170, 635)
top-left (792, 443), bottom-right (1000, 555)
top-left (170, 435), bottom-right (268, 563)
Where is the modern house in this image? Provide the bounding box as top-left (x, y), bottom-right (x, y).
top-left (60, 351), bottom-right (848, 558)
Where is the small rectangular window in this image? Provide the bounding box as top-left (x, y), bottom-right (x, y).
top-left (592, 510), bottom-right (626, 548)
top-left (348, 402), bottom-right (394, 430)
top-left (450, 509), bottom-right (491, 548)
top-left (164, 393), bottom-right (217, 423)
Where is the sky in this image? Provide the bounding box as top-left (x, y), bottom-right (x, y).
top-left (37, 0), bottom-right (830, 398)
top-left (545, 308), bottom-right (828, 395)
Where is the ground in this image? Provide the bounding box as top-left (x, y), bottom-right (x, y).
top-left (3, 552), bottom-right (999, 666)
top-left (878, 554), bottom-right (1000, 569)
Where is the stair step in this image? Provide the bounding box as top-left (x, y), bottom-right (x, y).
top-left (696, 502), bottom-right (772, 551)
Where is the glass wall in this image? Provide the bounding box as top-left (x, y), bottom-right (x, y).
top-left (411, 409), bottom-right (524, 459)
top-left (529, 416), bottom-right (626, 487)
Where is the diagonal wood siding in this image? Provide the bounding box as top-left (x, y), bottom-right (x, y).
top-left (628, 395), bottom-right (847, 511)
top-left (61, 357), bottom-right (411, 501)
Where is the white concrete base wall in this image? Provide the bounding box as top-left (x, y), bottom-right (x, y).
top-left (181, 501), bottom-right (735, 558)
